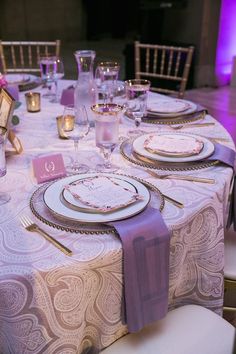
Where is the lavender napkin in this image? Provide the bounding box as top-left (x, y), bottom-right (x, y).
top-left (6, 85), bottom-right (19, 101)
top-left (205, 143), bottom-right (236, 229)
top-left (60, 87), bottom-right (74, 106)
top-left (109, 206), bottom-right (170, 333)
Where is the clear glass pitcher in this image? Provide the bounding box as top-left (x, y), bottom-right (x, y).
top-left (74, 50), bottom-right (98, 126)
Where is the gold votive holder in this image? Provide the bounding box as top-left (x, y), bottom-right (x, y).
top-left (25, 92), bottom-right (41, 112)
top-left (63, 115), bottom-right (75, 131)
top-left (56, 115), bottom-right (75, 139)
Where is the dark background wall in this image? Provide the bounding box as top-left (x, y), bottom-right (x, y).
top-left (0, 0), bottom-right (222, 87)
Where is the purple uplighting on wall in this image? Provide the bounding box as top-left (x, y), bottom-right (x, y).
top-left (215, 0), bottom-right (236, 86)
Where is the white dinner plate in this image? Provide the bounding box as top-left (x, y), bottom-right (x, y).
top-left (5, 73), bottom-right (39, 86)
top-left (133, 132), bottom-right (215, 163)
top-left (148, 99), bottom-right (191, 114)
top-left (43, 173), bottom-right (151, 223)
top-left (5, 73), bottom-right (30, 84)
top-left (147, 99), bottom-right (197, 117)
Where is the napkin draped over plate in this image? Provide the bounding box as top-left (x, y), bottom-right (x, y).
top-left (109, 206), bottom-right (170, 333)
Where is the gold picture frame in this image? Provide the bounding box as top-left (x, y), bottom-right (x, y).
top-left (0, 88), bottom-right (15, 132)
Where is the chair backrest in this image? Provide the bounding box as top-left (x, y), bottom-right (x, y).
top-left (134, 41), bottom-right (194, 98)
top-left (0, 40), bottom-right (61, 74)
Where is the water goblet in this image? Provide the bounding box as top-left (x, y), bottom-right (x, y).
top-left (95, 61), bottom-right (120, 104)
top-left (61, 104), bottom-right (90, 174)
top-left (91, 103), bottom-right (123, 172)
top-left (124, 79), bottom-right (151, 137)
top-left (0, 131), bottom-right (10, 205)
top-left (50, 57), bottom-right (65, 103)
top-left (39, 55), bottom-right (57, 99)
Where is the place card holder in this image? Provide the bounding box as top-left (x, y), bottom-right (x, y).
top-left (8, 130), bottom-right (23, 154)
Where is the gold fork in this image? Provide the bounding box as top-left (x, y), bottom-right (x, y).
top-left (20, 215), bottom-right (72, 256)
top-left (145, 169), bottom-right (215, 184)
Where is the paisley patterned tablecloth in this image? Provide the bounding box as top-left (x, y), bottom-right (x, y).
top-left (0, 83), bottom-right (234, 354)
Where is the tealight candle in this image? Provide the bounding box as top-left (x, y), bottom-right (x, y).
top-left (63, 115), bottom-right (74, 131)
top-left (25, 92), bottom-right (41, 112)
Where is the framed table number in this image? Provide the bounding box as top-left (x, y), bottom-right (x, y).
top-left (0, 88), bottom-right (23, 154)
top-left (0, 88), bottom-right (15, 131)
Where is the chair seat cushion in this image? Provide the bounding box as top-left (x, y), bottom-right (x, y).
top-left (225, 228), bottom-right (236, 280)
top-left (102, 305), bottom-right (235, 354)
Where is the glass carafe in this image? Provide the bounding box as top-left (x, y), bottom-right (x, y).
top-left (74, 50), bottom-right (98, 126)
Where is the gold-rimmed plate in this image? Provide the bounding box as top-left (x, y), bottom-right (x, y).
top-left (147, 99), bottom-right (197, 117)
top-left (132, 132), bottom-right (215, 163)
top-left (61, 175), bottom-right (141, 214)
top-left (43, 173), bottom-right (152, 223)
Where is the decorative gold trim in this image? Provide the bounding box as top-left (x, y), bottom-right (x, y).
top-left (125, 110), bottom-right (206, 125)
top-left (30, 174), bottom-right (164, 235)
top-left (120, 139), bottom-right (219, 172)
top-left (91, 103), bottom-right (123, 115)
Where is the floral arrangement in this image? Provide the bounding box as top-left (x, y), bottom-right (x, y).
top-left (0, 73), bottom-right (20, 126)
top-left (0, 74), bottom-right (7, 88)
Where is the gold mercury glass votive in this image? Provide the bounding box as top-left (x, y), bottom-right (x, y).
top-left (25, 92), bottom-right (41, 112)
top-left (62, 115), bottom-right (75, 131)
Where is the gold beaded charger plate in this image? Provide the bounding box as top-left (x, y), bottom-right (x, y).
top-left (133, 132), bottom-right (214, 163)
top-left (30, 173), bottom-right (164, 234)
top-left (125, 108), bottom-right (206, 125)
top-left (120, 139), bottom-right (219, 172)
top-left (18, 74), bottom-right (41, 91)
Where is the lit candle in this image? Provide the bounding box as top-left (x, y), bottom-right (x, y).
top-left (25, 92), bottom-right (41, 112)
top-left (63, 115), bottom-right (74, 131)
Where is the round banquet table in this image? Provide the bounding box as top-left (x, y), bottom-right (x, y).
top-left (0, 80), bottom-right (235, 354)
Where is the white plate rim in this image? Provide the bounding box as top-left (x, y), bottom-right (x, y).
top-left (147, 99), bottom-right (197, 117)
top-left (43, 173), bottom-right (151, 223)
top-left (132, 132), bottom-right (215, 163)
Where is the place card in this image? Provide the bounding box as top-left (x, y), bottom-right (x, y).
top-left (32, 153), bottom-right (66, 184)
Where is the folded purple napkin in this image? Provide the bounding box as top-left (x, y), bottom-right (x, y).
top-left (60, 87), bottom-right (74, 106)
top-left (6, 85), bottom-right (19, 101)
top-left (205, 143), bottom-right (236, 229)
top-left (109, 206), bottom-right (170, 333)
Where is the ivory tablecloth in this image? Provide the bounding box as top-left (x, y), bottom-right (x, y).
top-left (0, 82), bottom-right (234, 353)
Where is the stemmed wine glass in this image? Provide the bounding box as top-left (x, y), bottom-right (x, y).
top-left (0, 129), bottom-right (10, 205)
top-left (124, 79), bottom-right (151, 137)
top-left (50, 57), bottom-right (65, 103)
top-left (91, 103), bottom-right (123, 172)
top-left (61, 104), bottom-right (90, 174)
top-left (95, 61), bottom-right (120, 104)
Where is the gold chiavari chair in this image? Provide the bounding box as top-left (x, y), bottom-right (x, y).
top-left (134, 41), bottom-right (194, 98)
top-left (0, 40), bottom-right (61, 74)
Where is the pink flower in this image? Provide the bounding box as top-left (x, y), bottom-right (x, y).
top-left (0, 74), bottom-right (8, 88)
